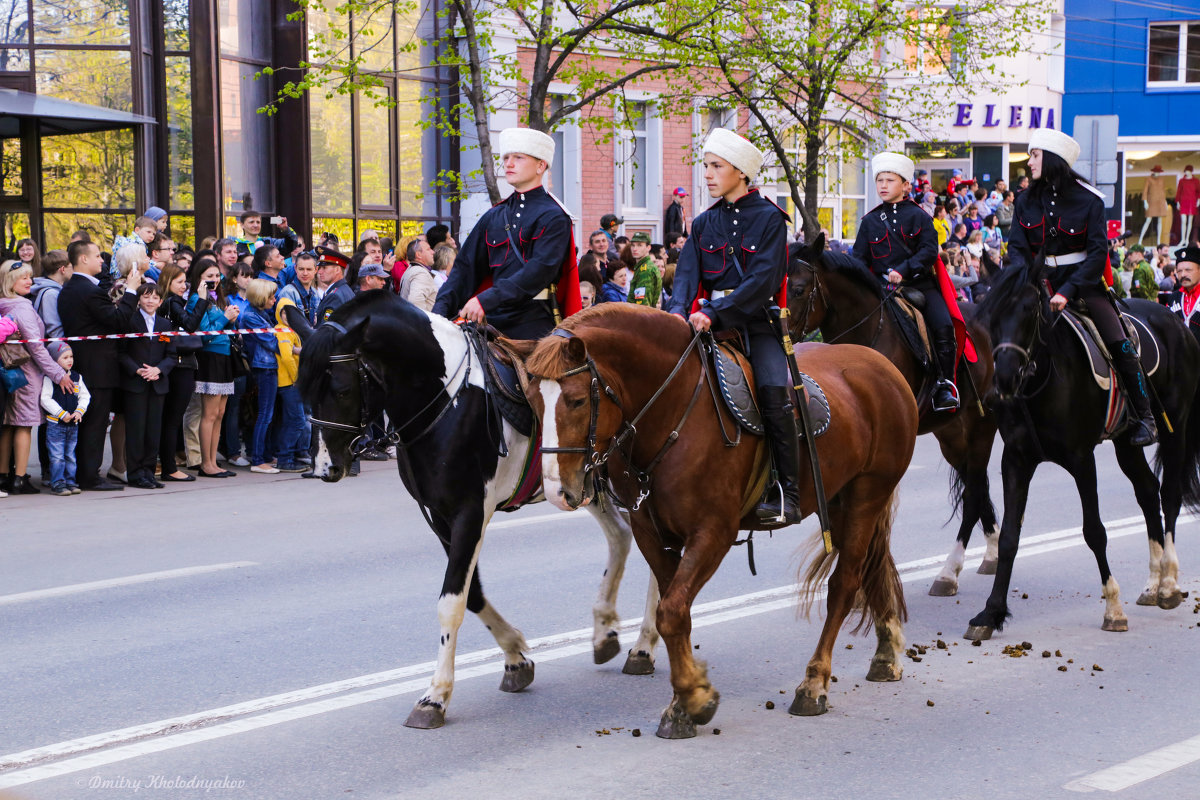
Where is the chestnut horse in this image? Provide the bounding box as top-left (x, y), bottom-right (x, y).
top-left (787, 235), bottom-right (1000, 596)
top-left (526, 304), bottom-right (919, 738)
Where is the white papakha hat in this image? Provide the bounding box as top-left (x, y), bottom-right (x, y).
top-left (703, 128), bottom-right (763, 180)
top-left (1029, 128), bottom-right (1080, 168)
top-left (498, 127), bottom-right (555, 167)
top-left (871, 152), bottom-right (915, 182)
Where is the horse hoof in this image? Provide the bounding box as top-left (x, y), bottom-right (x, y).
top-left (788, 689), bottom-right (828, 716)
top-left (594, 635), bottom-right (621, 665)
top-left (404, 703), bottom-right (446, 729)
top-left (1102, 616), bottom-right (1129, 632)
top-left (656, 702), bottom-right (697, 739)
top-left (622, 650), bottom-right (655, 675)
top-left (1136, 590), bottom-right (1158, 606)
top-left (689, 693), bottom-right (721, 726)
top-left (866, 659), bottom-right (903, 682)
top-left (928, 577), bottom-right (958, 597)
top-left (977, 559), bottom-right (998, 575)
top-left (499, 660), bottom-right (535, 692)
top-left (1157, 590), bottom-right (1183, 610)
top-left (963, 625), bottom-right (993, 641)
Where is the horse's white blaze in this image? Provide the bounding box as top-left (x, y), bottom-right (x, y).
top-left (935, 541), bottom-right (966, 587)
top-left (313, 432), bottom-right (333, 477)
top-left (1103, 574), bottom-right (1126, 624)
top-left (538, 380), bottom-right (570, 511)
top-left (425, 310), bottom-right (485, 396)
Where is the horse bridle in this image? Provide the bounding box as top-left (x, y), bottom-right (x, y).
top-left (790, 255), bottom-right (887, 345)
top-left (991, 287), bottom-right (1054, 399)
top-left (539, 328), bottom-right (707, 510)
top-left (308, 323), bottom-right (471, 457)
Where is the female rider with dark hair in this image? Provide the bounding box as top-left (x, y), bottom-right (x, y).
top-left (1007, 128), bottom-right (1156, 446)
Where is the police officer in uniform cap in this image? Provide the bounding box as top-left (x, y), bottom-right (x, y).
top-left (1008, 128), bottom-right (1157, 446)
top-left (314, 246), bottom-right (355, 323)
top-left (1164, 244), bottom-right (1200, 344)
top-left (433, 127), bottom-right (580, 338)
top-left (853, 151), bottom-right (960, 412)
top-left (668, 128), bottom-right (800, 524)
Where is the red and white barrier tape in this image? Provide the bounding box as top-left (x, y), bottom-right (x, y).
top-left (3, 327), bottom-right (295, 345)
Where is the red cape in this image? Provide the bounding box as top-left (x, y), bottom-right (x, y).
top-left (935, 254), bottom-right (978, 375)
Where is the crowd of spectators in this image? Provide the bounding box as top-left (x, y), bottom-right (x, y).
top-left (0, 212), bottom-right (458, 498)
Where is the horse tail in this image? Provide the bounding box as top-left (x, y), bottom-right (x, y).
top-left (1173, 377), bottom-right (1200, 513)
top-left (945, 466), bottom-right (967, 525)
top-left (796, 488), bottom-right (907, 634)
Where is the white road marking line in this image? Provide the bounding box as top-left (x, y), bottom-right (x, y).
top-left (1064, 733), bottom-right (1200, 792)
top-left (0, 562), bottom-right (258, 607)
top-left (0, 515), bottom-right (1189, 788)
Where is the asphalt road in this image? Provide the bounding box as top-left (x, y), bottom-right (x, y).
top-left (1, 434), bottom-right (1199, 799)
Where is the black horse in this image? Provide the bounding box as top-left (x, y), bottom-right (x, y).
top-left (297, 290), bottom-right (660, 728)
top-left (787, 236), bottom-right (1002, 595)
top-left (965, 261), bottom-right (1200, 640)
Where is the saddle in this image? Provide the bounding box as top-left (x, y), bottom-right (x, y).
top-left (483, 340), bottom-right (536, 437)
top-left (888, 292), bottom-right (932, 369)
top-left (702, 333), bottom-right (830, 439)
top-left (1060, 307), bottom-right (1162, 439)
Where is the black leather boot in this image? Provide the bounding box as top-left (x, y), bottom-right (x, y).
top-left (0, 472), bottom-right (11, 494)
top-left (754, 386), bottom-right (803, 525)
top-left (1109, 339), bottom-right (1157, 446)
top-left (931, 330), bottom-right (960, 412)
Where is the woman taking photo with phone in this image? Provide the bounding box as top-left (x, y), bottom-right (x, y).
top-left (186, 258), bottom-right (240, 477)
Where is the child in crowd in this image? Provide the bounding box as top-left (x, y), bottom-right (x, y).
top-left (119, 284), bottom-right (176, 489)
top-left (39, 342), bottom-right (89, 496)
top-left (273, 293), bottom-right (309, 472)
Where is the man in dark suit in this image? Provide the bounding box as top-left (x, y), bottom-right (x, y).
top-left (1164, 245), bottom-right (1200, 344)
top-left (120, 285), bottom-right (177, 489)
top-left (57, 240), bottom-right (141, 490)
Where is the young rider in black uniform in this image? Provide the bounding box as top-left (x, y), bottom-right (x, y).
top-left (853, 151), bottom-right (959, 412)
top-left (433, 127), bottom-right (580, 338)
top-left (667, 128), bottom-right (799, 523)
top-left (1008, 128), bottom-right (1156, 446)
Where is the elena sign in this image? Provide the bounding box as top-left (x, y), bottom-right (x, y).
top-left (952, 103), bottom-right (1057, 130)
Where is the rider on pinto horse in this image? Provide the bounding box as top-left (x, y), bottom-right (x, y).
top-left (667, 128), bottom-right (801, 525)
top-left (853, 151), bottom-right (961, 413)
top-left (432, 127), bottom-right (581, 338)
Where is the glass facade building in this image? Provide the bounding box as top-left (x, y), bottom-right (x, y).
top-left (0, 0), bottom-right (456, 254)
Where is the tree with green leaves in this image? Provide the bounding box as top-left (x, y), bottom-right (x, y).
top-left (273, 0), bottom-right (716, 205)
top-left (650, 0), bottom-right (1049, 239)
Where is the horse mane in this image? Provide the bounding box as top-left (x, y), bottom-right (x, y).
top-left (296, 320), bottom-right (340, 401)
top-left (816, 250), bottom-right (884, 300)
top-left (976, 260), bottom-right (1038, 323)
top-left (526, 303), bottom-right (661, 379)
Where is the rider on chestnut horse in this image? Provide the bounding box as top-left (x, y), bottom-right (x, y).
top-left (852, 151), bottom-right (960, 413)
top-left (432, 127), bottom-right (581, 337)
top-left (667, 128), bottom-right (800, 524)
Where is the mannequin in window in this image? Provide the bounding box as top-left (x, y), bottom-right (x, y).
top-left (1140, 164), bottom-right (1172, 245)
top-left (1177, 165), bottom-right (1199, 246)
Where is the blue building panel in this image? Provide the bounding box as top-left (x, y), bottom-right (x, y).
top-left (1063, 0), bottom-right (1200, 138)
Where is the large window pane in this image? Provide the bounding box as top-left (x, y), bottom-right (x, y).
top-left (397, 78), bottom-right (423, 218)
top-left (166, 56), bottom-right (194, 210)
top-left (312, 216), bottom-right (354, 248)
top-left (356, 1), bottom-right (394, 73)
top-left (0, 46), bottom-right (29, 70)
top-left (1, 211), bottom-right (32, 246)
top-left (2, 136), bottom-right (22, 196)
top-left (1149, 24), bottom-right (1180, 82)
top-left (358, 89), bottom-right (394, 208)
top-left (840, 153), bottom-right (865, 195)
top-left (164, 0), bottom-right (190, 51)
top-left (0, 0), bottom-right (28, 44)
top-left (1187, 24), bottom-right (1200, 84)
top-left (43, 211), bottom-right (133, 251)
top-left (41, 130), bottom-right (135, 208)
top-left (32, 0), bottom-right (130, 45)
top-left (220, 59), bottom-right (272, 213)
top-left (36, 48), bottom-right (132, 111)
top-left (218, 0), bottom-right (269, 60)
top-left (168, 214), bottom-right (195, 249)
top-left (841, 198), bottom-right (863, 240)
top-left (309, 91), bottom-right (353, 214)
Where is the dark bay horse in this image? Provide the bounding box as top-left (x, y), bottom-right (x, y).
top-left (965, 262), bottom-right (1200, 640)
top-left (297, 290), bottom-right (660, 728)
top-left (787, 235), bottom-right (1000, 596)
top-left (526, 303), bottom-right (918, 738)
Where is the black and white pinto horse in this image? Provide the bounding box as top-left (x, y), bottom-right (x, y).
top-left (297, 290), bottom-right (660, 728)
top-left (966, 261), bottom-right (1200, 640)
